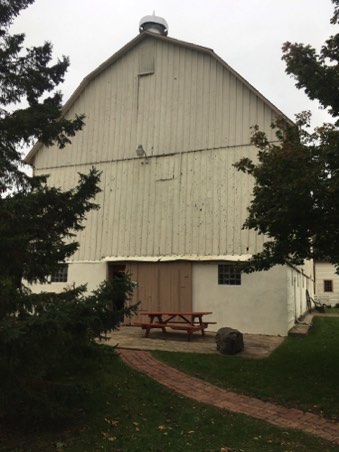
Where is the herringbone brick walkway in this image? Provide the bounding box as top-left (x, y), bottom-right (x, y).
top-left (119, 348), bottom-right (339, 445)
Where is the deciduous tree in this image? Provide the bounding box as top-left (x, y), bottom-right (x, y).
top-left (235, 0), bottom-right (339, 273)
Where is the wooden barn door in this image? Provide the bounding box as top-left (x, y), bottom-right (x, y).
top-left (125, 262), bottom-right (192, 323)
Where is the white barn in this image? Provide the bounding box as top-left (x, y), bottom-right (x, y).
top-left (26, 15), bottom-right (313, 336)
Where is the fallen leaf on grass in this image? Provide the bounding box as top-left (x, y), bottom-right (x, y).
top-left (104, 418), bottom-right (119, 427)
top-left (133, 421), bottom-right (140, 431)
top-left (101, 431), bottom-right (116, 441)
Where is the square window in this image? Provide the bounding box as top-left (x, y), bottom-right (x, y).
top-left (51, 264), bottom-right (68, 283)
top-left (324, 280), bottom-right (333, 292)
top-left (218, 264), bottom-right (241, 285)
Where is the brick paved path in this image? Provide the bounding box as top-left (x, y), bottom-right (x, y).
top-left (119, 348), bottom-right (339, 444)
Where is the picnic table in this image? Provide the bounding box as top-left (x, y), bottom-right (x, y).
top-left (134, 311), bottom-right (214, 341)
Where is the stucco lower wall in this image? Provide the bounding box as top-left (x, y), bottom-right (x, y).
top-left (192, 263), bottom-right (289, 336)
top-left (27, 259), bottom-right (313, 336)
top-left (286, 265), bottom-right (314, 331)
top-left (28, 262), bottom-right (107, 294)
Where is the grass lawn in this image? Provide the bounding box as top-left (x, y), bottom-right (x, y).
top-left (153, 317), bottom-right (339, 422)
top-left (1, 342), bottom-right (339, 451)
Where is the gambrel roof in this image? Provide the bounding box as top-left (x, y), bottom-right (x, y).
top-left (25, 31), bottom-right (291, 164)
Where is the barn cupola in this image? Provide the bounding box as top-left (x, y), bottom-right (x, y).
top-left (139, 12), bottom-right (168, 36)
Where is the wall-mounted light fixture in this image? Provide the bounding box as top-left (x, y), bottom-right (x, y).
top-left (136, 144), bottom-right (149, 164)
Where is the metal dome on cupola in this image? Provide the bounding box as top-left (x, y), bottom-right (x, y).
top-left (139, 12), bottom-right (168, 36)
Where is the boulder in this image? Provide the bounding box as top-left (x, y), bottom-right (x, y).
top-left (216, 327), bottom-right (244, 355)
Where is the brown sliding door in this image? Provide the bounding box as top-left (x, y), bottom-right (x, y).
top-left (124, 262), bottom-right (192, 323)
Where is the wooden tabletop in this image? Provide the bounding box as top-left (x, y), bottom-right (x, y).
top-left (140, 311), bottom-right (212, 316)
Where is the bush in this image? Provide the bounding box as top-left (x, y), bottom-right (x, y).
top-left (0, 274), bottom-right (138, 427)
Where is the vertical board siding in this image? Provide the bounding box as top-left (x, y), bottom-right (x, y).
top-left (30, 36), bottom-right (282, 263)
top-left (315, 262), bottom-right (339, 305)
top-left (33, 38), bottom-right (278, 171)
top-left (35, 144), bottom-right (262, 262)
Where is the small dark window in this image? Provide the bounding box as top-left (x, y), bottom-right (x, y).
top-left (51, 264), bottom-right (68, 283)
top-left (324, 280), bottom-right (333, 292)
top-left (218, 264), bottom-right (241, 285)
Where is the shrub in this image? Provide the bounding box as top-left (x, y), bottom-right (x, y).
top-left (0, 274), bottom-right (137, 427)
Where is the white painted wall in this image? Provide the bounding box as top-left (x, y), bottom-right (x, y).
top-left (28, 259), bottom-right (314, 336)
top-left (29, 35), bottom-right (280, 264)
top-left (315, 262), bottom-right (339, 306)
top-left (286, 264), bottom-right (313, 331)
top-left (192, 263), bottom-right (289, 336)
top-left (30, 36), bottom-right (278, 170)
top-left (192, 262), bottom-right (313, 336)
top-left (34, 146), bottom-right (265, 263)
top-left (29, 262), bottom-right (107, 294)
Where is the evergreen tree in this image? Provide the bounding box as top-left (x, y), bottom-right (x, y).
top-left (0, 1), bottom-right (137, 424)
top-left (0, 0), bottom-right (101, 289)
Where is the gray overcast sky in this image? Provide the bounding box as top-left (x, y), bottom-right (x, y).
top-left (11, 0), bottom-right (336, 128)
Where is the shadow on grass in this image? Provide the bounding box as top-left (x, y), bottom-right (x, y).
top-left (1, 339), bottom-right (339, 451)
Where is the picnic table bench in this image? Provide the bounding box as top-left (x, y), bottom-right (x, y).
top-left (134, 311), bottom-right (215, 341)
